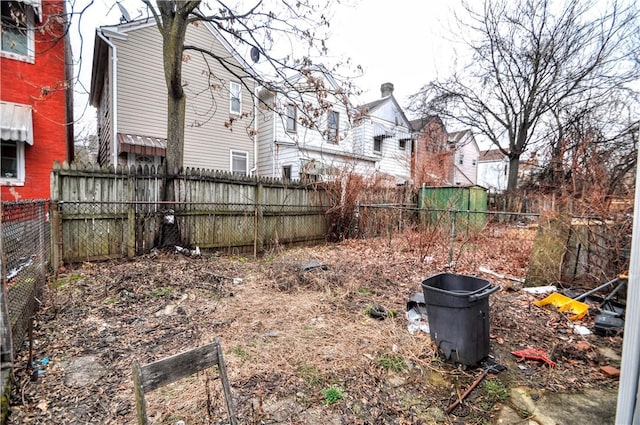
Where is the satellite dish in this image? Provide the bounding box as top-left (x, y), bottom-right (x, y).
top-left (250, 47), bottom-right (260, 63)
top-left (117, 2), bottom-right (131, 23)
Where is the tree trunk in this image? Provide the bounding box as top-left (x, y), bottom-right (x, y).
top-left (507, 155), bottom-right (520, 193)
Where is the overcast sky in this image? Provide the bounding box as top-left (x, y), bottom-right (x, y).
top-left (70, 0), bottom-right (463, 134)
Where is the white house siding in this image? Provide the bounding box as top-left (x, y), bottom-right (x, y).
top-left (451, 131), bottom-right (479, 186)
top-left (110, 22), bottom-right (255, 172)
top-left (255, 73), bottom-right (376, 181)
top-left (357, 96), bottom-right (413, 184)
top-left (255, 97), bottom-right (274, 176)
top-left (478, 159), bottom-right (508, 193)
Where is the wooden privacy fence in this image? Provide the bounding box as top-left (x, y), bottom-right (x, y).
top-left (50, 162), bottom-right (330, 265)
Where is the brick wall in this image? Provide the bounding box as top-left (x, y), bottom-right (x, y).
top-left (0, 1), bottom-right (70, 201)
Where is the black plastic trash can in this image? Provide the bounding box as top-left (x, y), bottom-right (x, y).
top-left (421, 273), bottom-right (499, 366)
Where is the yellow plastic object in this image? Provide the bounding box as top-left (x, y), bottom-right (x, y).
top-left (533, 293), bottom-right (589, 321)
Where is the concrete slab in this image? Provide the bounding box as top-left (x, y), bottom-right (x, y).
top-left (497, 386), bottom-right (617, 425)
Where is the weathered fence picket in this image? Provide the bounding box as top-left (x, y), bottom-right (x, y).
top-left (50, 162), bottom-right (330, 265)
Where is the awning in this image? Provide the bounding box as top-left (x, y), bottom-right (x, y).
top-left (17, 0), bottom-right (42, 21)
top-left (118, 133), bottom-right (166, 157)
top-left (0, 101), bottom-right (34, 145)
top-left (373, 122), bottom-right (393, 138)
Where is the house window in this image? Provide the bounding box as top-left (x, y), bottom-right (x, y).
top-left (229, 81), bottom-right (241, 114)
top-left (373, 136), bottom-right (383, 154)
top-left (230, 150), bottom-right (248, 175)
top-left (282, 165), bottom-right (292, 180)
top-left (399, 139), bottom-right (407, 151)
top-left (327, 111), bottom-right (339, 142)
top-left (1, 140), bottom-right (25, 184)
top-left (458, 153), bottom-right (464, 165)
top-left (286, 104), bottom-right (297, 132)
top-left (1, 1), bottom-right (34, 60)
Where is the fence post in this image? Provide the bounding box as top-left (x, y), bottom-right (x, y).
top-left (50, 201), bottom-right (63, 270)
top-left (127, 175), bottom-right (136, 258)
top-left (449, 210), bottom-right (457, 266)
top-left (254, 181), bottom-right (264, 257)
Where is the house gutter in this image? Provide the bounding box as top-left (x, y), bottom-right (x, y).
top-left (615, 152), bottom-right (640, 423)
top-left (272, 98), bottom-right (277, 177)
top-left (97, 30), bottom-right (118, 166)
top-left (250, 85), bottom-right (258, 176)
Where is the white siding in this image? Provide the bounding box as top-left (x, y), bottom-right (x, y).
top-left (255, 76), bottom-right (377, 180)
top-left (478, 159), bottom-right (508, 193)
top-left (354, 97), bottom-right (413, 184)
top-left (452, 132), bottom-right (480, 186)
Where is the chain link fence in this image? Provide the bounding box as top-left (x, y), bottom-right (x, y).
top-left (355, 204), bottom-right (630, 288)
top-left (1, 200), bottom-right (50, 365)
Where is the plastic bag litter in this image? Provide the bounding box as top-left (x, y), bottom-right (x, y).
top-left (406, 308), bottom-right (430, 335)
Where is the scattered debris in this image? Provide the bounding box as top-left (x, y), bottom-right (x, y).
top-left (522, 285), bottom-right (557, 295)
top-left (511, 349), bottom-right (556, 367)
top-left (367, 305), bottom-right (390, 320)
top-left (446, 361), bottom-right (507, 414)
top-left (479, 266), bottom-right (525, 283)
top-left (175, 245), bottom-right (201, 257)
top-left (406, 293), bottom-right (429, 335)
top-left (572, 324), bottom-right (592, 336)
top-left (533, 293), bottom-right (588, 321)
top-left (594, 315), bottom-right (624, 336)
top-left (300, 259), bottom-right (328, 272)
top-left (7, 255), bottom-right (36, 280)
top-left (599, 365), bottom-right (621, 378)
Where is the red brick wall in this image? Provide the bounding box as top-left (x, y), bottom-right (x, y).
top-left (1, 1), bottom-right (70, 201)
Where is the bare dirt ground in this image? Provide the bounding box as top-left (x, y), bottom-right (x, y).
top-left (8, 225), bottom-right (622, 424)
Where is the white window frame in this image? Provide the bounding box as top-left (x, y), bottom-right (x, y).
top-left (0, 140), bottom-right (26, 186)
top-left (229, 81), bottom-right (241, 115)
top-left (230, 149), bottom-right (249, 175)
top-left (286, 104), bottom-right (297, 133)
top-left (373, 136), bottom-right (383, 154)
top-left (0, 1), bottom-right (35, 62)
top-left (327, 111), bottom-right (339, 142)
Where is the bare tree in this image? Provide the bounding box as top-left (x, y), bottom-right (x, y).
top-left (139, 0), bottom-right (357, 175)
top-left (409, 0), bottom-right (639, 194)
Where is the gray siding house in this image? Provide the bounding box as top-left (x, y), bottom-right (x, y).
top-left (90, 19), bottom-right (256, 174)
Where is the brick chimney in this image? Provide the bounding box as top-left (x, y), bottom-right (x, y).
top-left (381, 82), bottom-right (394, 98)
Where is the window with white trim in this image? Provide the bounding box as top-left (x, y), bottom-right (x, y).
top-left (1, 140), bottom-right (25, 185)
top-left (286, 104), bottom-right (297, 133)
top-left (373, 136), bottom-right (383, 154)
top-left (229, 81), bottom-right (241, 115)
top-left (1, 1), bottom-right (35, 60)
top-left (231, 150), bottom-right (248, 175)
top-left (327, 111), bottom-right (339, 142)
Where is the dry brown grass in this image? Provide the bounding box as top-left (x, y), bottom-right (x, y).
top-left (8, 225), bottom-right (621, 425)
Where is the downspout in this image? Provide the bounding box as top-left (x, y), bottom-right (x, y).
top-left (97, 30), bottom-right (118, 166)
top-left (250, 85), bottom-right (258, 175)
top-left (272, 98), bottom-right (277, 177)
top-left (615, 149), bottom-right (640, 424)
